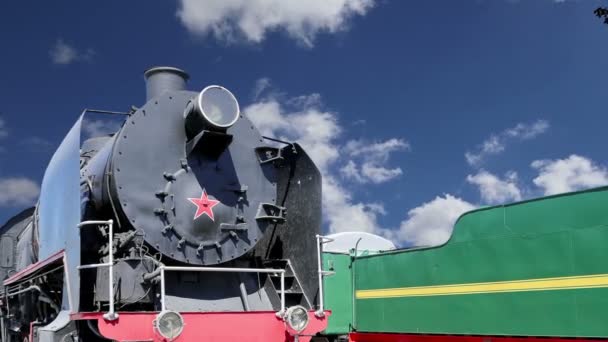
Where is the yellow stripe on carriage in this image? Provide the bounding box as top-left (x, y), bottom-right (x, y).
top-left (356, 273), bottom-right (608, 299)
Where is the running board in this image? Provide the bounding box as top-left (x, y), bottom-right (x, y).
top-left (3, 249), bottom-right (65, 286)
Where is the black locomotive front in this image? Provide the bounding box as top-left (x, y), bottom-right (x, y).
top-left (80, 67), bottom-right (322, 313)
top-left (0, 67), bottom-right (325, 341)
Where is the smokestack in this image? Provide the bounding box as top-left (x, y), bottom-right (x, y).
top-left (144, 66), bottom-right (189, 101)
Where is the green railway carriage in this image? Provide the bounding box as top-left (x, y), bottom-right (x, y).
top-left (320, 232), bottom-right (396, 339)
top-left (323, 186), bottom-right (608, 341)
top-left (323, 252), bottom-right (354, 336)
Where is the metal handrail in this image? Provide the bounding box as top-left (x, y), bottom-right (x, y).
top-left (315, 234), bottom-right (335, 317)
top-left (77, 220), bottom-right (117, 321)
top-left (76, 218), bottom-right (302, 319)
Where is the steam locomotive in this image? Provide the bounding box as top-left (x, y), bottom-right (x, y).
top-left (0, 67), bottom-right (330, 341)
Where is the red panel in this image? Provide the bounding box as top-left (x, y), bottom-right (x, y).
top-left (73, 311), bottom-right (329, 342)
top-left (4, 249), bottom-right (64, 286)
top-left (349, 333), bottom-right (608, 342)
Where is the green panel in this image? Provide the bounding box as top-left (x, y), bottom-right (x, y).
top-left (356, 288), bottom-right (608, 337)
top-left (323, 252), bottom-right (353, 335)
top-left (353, 187), bottom-right (608, 337)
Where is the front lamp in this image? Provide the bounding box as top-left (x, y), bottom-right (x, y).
top-left (154, 310), bottom-right (185, 340)
top-left (284, 305), bottom-right (310, 333)
top-left (195, 85), bottom-right (240, 129)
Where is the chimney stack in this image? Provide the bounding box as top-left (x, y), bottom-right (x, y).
top-left (143, 66), bottom-right (189, 101)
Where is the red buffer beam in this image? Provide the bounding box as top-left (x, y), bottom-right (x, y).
top-left (349, 333), bottom-right (608, 342)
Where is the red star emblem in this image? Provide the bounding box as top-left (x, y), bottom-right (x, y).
top-left (187, 189), bottom-right (220, 221)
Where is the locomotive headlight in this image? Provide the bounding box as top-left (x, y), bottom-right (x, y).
top-left (284, 305), bottom-right (310, 333)
top-left (155, 310), bottom-right (184, 340)
top-left (195, 85), bottom-right (240, 129)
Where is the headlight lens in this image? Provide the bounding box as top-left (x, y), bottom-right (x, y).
top-left (196, 85), bottom-right (240, 129)
top-left (285, 305), bottom-right (309, 332)
top-left (155, 310), bottom-right (184, 339)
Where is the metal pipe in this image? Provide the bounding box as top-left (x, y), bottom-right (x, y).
top-left (3, 293), bottom-right (7, 342)
top-left (280, 272), bottom-right (285, 314)
top-left (78, 220), bottom-right (113, 227)
top-left (63, 254), bottom-right (74, 313)
top-left (77, 263), bottom-right (111, 270)
top-left (160, 268), bottom-right (166, 312)
top-left (148, 265), bottom-right (285, 281)
top-left (6, 285), bottom-right (41, 297)
top-left (352, 237), bottom-right (362, 330)
top-left (142, 268), bottom-right (161, 282)
top-left (5, 285), bottom-right (60, 314)
top-left (314, 235), bottom-right (336, 317)
top-left (315, 235), bottom-right (325, 317)
top-left (162, 266), bottom-right (285, 273)
top-left (104, 219), bottom-right (116, 321)
top-left (38, 294), bottom-right (60, 313)
top-left (238, 275), bottom-right (250, 312)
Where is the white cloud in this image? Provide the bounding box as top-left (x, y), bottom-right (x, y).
top-left (82, 119), bottom-right (121, 138)
top-left (505, 120), bottom-right (550, 139)
top-left (0, 178), bottom-right (40, 207)
top-left (245, 79), bottom-right (487, 249)
top-left (393, 195), bottom-right (476, 247)
top-left (344, 138), bottom-right (410, 159)
top-left (466, 119), bottom-right (549, 166)
top-left (467, 170), bottom-right (522, 204)
top-left (252, 77), bottom-right (272, 100)
top-left (50, 39), bottom-right (95, 65)
top-left (244, 82), bottom-right (403, 234)
top-left (361, 163), bottom-right (403, 183)
top-left (323, 177), bottom-right (386, 234)
top-left (531, 155), bottom-right (608, 195)
top-left (339, 160), bottom-right (363, 182)
top-left (341, 138), bottom-right (409, 184)
top-left (176, 0), bottom-right (376, 47)
top-left (0, 118), bottom-right (7, 139)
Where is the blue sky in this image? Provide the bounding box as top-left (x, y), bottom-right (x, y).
top-left (1, 0), bottom-right (608, 246)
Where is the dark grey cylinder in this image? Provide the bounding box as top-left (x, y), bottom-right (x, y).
top-left (144, 66), bottom-right (189, 101)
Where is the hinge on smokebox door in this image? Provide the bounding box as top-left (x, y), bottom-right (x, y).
top-left (255, 203), bottom-right (286, 224)
top-left (217, 184), bottom-right (251, 239)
